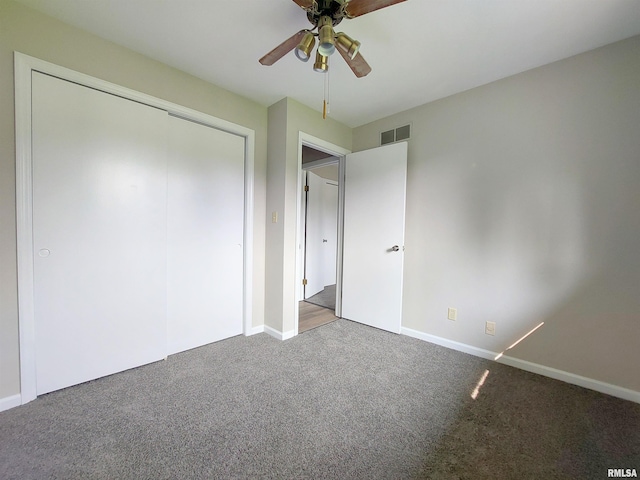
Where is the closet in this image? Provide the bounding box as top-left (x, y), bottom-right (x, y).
top-left (31, 71), bottom-right (245, 395)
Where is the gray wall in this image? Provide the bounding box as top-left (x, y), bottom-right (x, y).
top-left (353, 35), bottom-right (640, 392)
top-left (0, 0), bottom-right (268, 400)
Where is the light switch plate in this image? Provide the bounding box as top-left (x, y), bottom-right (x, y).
top-left (485, 321), bottom-right (496, 336)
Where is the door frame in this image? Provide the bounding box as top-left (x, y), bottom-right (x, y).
top-left (295, 132), bottom-right (350, 336)
top-left (14, 52), bottom-right (256, 405)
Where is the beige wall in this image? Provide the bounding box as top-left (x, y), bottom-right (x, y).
top-left (353, 35), bottom-right (640, 392)
top-left (0, 0), bottom-right (268, 400)
top-left (265, 98), bottom-right (351, 335)
top-left (265, 100), bottom-right (289, 332)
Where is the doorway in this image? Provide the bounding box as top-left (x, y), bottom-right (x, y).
top-left (298, 145), bottom-right (340, 333)
top-left (294, 134), bottom-right (408, 337)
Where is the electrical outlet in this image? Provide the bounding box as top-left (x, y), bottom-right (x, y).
top-left (485, 321), bottom-right (496, 336)
top-left (447, 307), bottom-right (457, 321)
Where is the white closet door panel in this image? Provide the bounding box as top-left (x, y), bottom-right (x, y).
top-left (167, 116), bottom-right (244, 355)
top-left (322, 181), bottom-right (338, 287)
top-left (32, 72), bottom-right (168, 395)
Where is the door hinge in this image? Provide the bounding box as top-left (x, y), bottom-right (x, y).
top-left (304, 185), bottom-right (309, 192)
top-left (302, 278), bottom-right (308, 285)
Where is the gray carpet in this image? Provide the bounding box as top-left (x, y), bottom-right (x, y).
top-left (1, 319), bottom-right (639, 479)
top-left (305, 284), bottom-right (336, 310)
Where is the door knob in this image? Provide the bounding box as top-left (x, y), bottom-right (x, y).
top-left (391, 245), bottom-right (400, 252)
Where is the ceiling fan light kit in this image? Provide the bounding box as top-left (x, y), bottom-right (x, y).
top-left (259, 0), bottom-right (407, 117)
top-left (317, 15), bottom-right (337, 56)
top-left (335, 32), bottom-right (360, 59)
top-left (313, 51), bottom-right (329, 72)
top-left (295, 31), bottom-right (316, 61)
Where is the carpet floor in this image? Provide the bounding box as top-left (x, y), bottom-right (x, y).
top-left (1, 319), bottom-right (638, 479)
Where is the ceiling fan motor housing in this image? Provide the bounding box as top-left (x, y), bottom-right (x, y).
top-left (306, 0), bottom-right (346, 27)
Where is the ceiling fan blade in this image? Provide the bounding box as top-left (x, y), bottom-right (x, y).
top-left (292, 0), bottom-right (315, 9)
top-left (259, 30), bottom-right (307, 66)
top-left (336, 46), bottom-right (372, 78)
top-left (345, 0), bottom-right (406, 18)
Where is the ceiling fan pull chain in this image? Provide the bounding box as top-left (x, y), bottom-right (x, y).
top-left (323, 62), bottom-right (330, 119)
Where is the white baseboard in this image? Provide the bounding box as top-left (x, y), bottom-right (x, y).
top-left (281, 329), bottom-right (295, 341)
top-left (246, 325), bottom-right (265, 336)
top-left (0, 394), bottom-right (22, 412)
top-left (497, 355), bottom-right (640, 404)
top-left (264, 326), bottom-right (295, 341)
top-left (401, 327), bottom-right (640, 404)
top-left (402, 327), bottom-right (497, 360)
top-left (264, 325), bottom-right (281, 340)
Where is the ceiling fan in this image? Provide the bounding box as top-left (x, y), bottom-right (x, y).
top-left (259, 0), bottom-right (407, 78)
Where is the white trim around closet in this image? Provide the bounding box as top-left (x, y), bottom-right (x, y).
top-left (14, 52), bottom-right (255, 405)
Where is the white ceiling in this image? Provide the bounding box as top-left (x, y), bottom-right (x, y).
top-left (16, 0), bottom-right (640, 127)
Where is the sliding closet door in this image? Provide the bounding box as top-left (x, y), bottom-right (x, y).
top-left (166, 116), bottom-right (244, 355)
top-left (32, 72), bottom-right (168, 395)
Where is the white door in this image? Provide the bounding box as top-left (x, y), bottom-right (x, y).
top-left (166, 116), bottom-right (244, 355)
top-left (32, 72), bottom-right (168, 395)
top-left (322, 181), bottom-right (338, 287)
top-left (341, 142), bottom-right (408, 333)
top-left (304, 171), bottom-right (326, 298)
